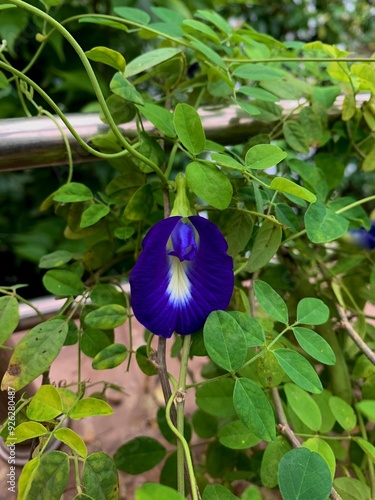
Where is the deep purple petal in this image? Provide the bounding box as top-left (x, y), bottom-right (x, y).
top-left (350, 224), bottom-right (375, 250)
top-left (129, 215), bottom-right (234, 338)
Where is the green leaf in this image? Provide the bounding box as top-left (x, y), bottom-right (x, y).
top-left (283, 121), bottom-right (310, 154)
top-left (11, 422), bottom-right (48, 445)
top-left (278, 448), bottom-right (332, 500)
top-left (274, 349), bottom-right (323, 393)
top-left (135, 345), bottom-right (158, 376)
top-left (92, 343), bottom-right (128, 370)
top-left (253, 280), bottom-right (288, 324)
top-left (211, 153), bottom-right (245, 171)
top-left (81, 329), bottom-right (112, 358)
top-left (275, 203), bottom-right (300, 232)
top-left (238, 85), bottom-right (278, 102)
top-left (203, 311), bottom-right (247, 372)
top-left (90, 284), bottom-right (126, 307)
top-left (110, 72), bottom-right (144, 105)
top-left (296, 298), bottom-right (330, 325)
top-left (229, 312), bottom-right (265, 347)
top-left (305, 201), bottom-right (349, 243)
top-left (356, 437), bottom-right (375, 464)
top-left (218, 420), bottom-right (261, 449)
top-left (225, 210), bottom-right (254, 256)
top-left (53, 182), bottom-right (93, 203)
top-left (174, 103), bottom-right (206, 155)
top-left (182, 19), bottom-right (221, 43)
top-left (202, 484), bottom-right (238, 500)
top-left (82, 452), bottom-right (119, 500)
top-left (125, 48), bottom-right (181, 77)
top-left (26, 385), bottom-right (62, 421)
top-left (70, 398), bottom-right (113, 419)
top-left (1, 319), bottom-right (68, 391)
top-left (19, 451), bottom-right (69, 500)
top-left (84, 305), bottom-right (127, 329)
top-left (79, 16), bottom-right (130, 33)
top-left (135, 483), bottom-right (185, 500)
top-left (86, 47), bottom-right (126, 72)
top-left (233, 63), bottom-right (284, 81)
top-left (188, 38), bottom-right (226, 69)
top-left (43, 269), bottom-right (84, 296)
top-left (362, 145), bottom-right (375, 172)
top-left (302, 438), bottom-right (336, 479)
top-left (0, 296), bottom-right (19, 345)
top-left (260, 436), bottom-right (292, 488)
top-left (114, 6), bottom-right (150, 25)
top-left (293, 327), bottom-right (336, 365)
top-left (329, 396), bottom-right (357, 430)
top-left (80, 204), bottom-right (110, 228)
top-left (186, 161), bottom-right (232, 209)
top-left (284, 383), bottom-right (322, 431)
top-left (114, 437), bottom-right (166, 474)
top-left (136, 103), bottom-right (176, 137)
top-left (39, 250), bottom-right (73, 269)
top-left (247, 220), bottom-right (282, 273)
top-left (192, 409), bottom-right (218, 439)
top-left (270, 178), bottom-right (317, 203)
top-left (196, 378), bottom-right (236, 418)
top-left (245, 144), bottom-right (286, 170)
top-left (313, 390), bottom-right (336, 433)
top-left (334, 477), bottom-right (371, 500)
top-left (233, 378), bottom-right (276, 442)
top-left (54, 428), bottom-right (87, 458)
top-left (124, 184), bottom-right (154, 220)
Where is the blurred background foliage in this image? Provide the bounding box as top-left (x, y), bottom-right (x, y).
top-left (0, 0), bottom-right (374, 297)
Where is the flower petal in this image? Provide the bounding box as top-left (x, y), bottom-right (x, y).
top-left (129, 215), bottom-right (234, 338)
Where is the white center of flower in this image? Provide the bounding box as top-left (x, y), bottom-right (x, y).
top-left (167, 256), bottom-right (192, 305)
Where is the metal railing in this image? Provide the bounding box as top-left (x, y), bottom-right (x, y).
top-left (0, 94), bottom-right (368, 172)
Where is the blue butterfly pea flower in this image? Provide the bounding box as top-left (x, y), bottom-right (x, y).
top-left (349, 222), bottom-right (375, 250)
top-left (129, 215), bottom-right (234, 338)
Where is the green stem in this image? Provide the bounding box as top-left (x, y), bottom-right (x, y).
top-left (5, 0), bottom-right (167, 184)
top-left (165, 388), bottom-right (199, 500)
top-left (176, 335), bottom-right (192, 496)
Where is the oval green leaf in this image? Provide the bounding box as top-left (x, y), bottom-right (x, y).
top-left (0, 296), bottom-right (19, 345)
top-left (270, 177), bottom-right (317, 203)
top-left (124, 184), bottom-right (154, 221)
top-left (39, 250), bottom-right (73, 269)
top-left (293, 327), bottom-right (336, 365)
top-left (69, 398), bottom-right (113, 419)
top-left (245, 144), bottom-right (286, 170)
top-left (302, 438), bottom-right (336, 479)
top-left (253, 280), bottom-right (288, 324)
top-left (284, 383), bottom-right (321, 431)
top-left (174, 103), bottom-right (206, 155)
top-left (278, 448), bottom-right (332, 500)
top-left (247, 220), bottom-right (282, 273)
top-left (11, 421), bottom-right (48, 444)
top-left (274, 349), bottom-right (323, 393)
top-left (305, 201), bottom-right (349, 243)
top-left (84, 305), bottom-right (127, 329)
top-left (92, 343), bottom-right (128, 370)
top-left (203, 311), bottom-right (247, 372)
top-left (54, 428), bottom-right (88, 458)
top-left (125, 48), bottom-right (181, 77)
top-left (296, 297), bottom-right (330, 325)
top-left (1, 319), bottom-right (68, 391)
top-left (329, 396), bottom-right (357, 431)
top-left (43, 269), bottom-right (84, 297)
top-left (82, 452), bottom-right (119, 500)
top-left (26, 384), bottom-right (62, 421)
top-left (218, 420), bottom-right (261, 449)
top-left (80, 204), bottom-right (110, 228)
top-left (186, 161), bottom-right (232, 209)
top-left (114, 436), bottom-right (166, 474)
top-left (195, 378), bottom-right (236, 418)
top-left (86, 46), bottom-right (126, 72)
top-left (233, 378), bottom-right (276, 442)
top-left (53, 182), bottom-right (93, 203)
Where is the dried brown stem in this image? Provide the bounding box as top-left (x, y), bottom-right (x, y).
top-left (337, 306), bottom-right (375, 366)
top-left (272, 388), bottom-right (342, 500)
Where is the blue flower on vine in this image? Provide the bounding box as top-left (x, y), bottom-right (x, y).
top-left (349, 222), bottom-right (375, 250)
top-left (129, 215), bottom-right (234, 339)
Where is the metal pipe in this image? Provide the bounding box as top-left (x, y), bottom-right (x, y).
top-left (0, 95), bottom-right (369, 172)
